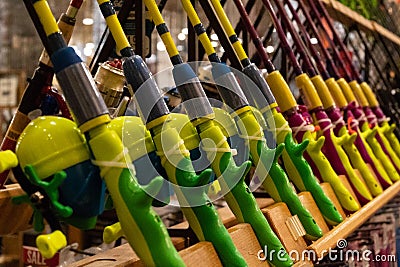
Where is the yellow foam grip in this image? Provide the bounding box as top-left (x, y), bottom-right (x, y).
top-left (337, 78), bottom-right (357, 103)
top-left (360, 82), bottom-right (379, 108)
top-left (264, 70), bottom-right (297, 112)
top-left (349, 81), bottom-right (369, 107)
top-left (295, 74), bottom-right (323, 111)
top-left (105, 15), bottom-right (131, 53)
top-left (180, 0), bottom-right (216, 57)
top-left (311, 75), bottom-right (335, 109)
top-left (209, 0), bottom-right (248, 61)
top-left (33, 0), bottom-right (60, 36)
top-left (199, 34), bottom-right (216, 56)
top-left (144, 0), bottom-right (164, 25)
top-left (326, 78), bottom-right (348, 109)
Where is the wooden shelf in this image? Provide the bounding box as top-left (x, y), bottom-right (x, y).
top-left (0, 184), bottom-right (33, 235)
top-left (308, 180), bottom-right (400, 258)
top-left (319, 0), bottom-right (400, 46)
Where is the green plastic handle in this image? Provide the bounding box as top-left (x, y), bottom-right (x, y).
top-left (357, 124), bottom-right (394, 186)
top-left (337, 127), bottom-right (383, 196)
top-left (382, 122), bottom-right (400, 159)
top-left (267, 109), bottom-right (359, 215)
top-left (252, 108), bottom-right (343, 226)
top-left (196, 119), bottom-right (292, 266)
top-left (152, 123), bottom-right (247, 267)
top-left (361, 124), bottom-right (400, 182)
top-left (235, 109), bottom-right (323, 239)
top-left (264, 71), bottom-right (346, 222)
top-left (88, 125), bottom-right (185, 267)
top-left (376, 126), bottom-right (400, 173)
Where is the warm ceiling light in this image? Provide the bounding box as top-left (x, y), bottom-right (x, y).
top-left (211, 41), bottom-right (219, 48)
top-left (157, 41), bottom-right (166, 51)
top-left (310, 37), bottom-right (318, 44)
top-left (82, 18), bottom-right (94, 25)
top-left (266, 45), bottom-right (275, 53)
top-left (178, 33), bottom-right (186, 41)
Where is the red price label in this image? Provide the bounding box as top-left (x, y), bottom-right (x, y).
top-left (22, 246), bottom-right (59, 267)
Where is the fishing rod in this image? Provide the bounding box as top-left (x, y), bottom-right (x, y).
top-left (90, 0), bottom-right (169, 74)
top-left (294, 0), bottom-right (394, 190)
top-left (250, 23), bottom-right (275, 67)
top-left (231, 0), bottom-right (362, 211)
top-left (11, 0), bottom-right (101, 259)
top-left (262, 0), bottom-right (374, 204)
top-left (0, 0), bottom-right (83, 188)
top-left (310, 1), bottom-right (397, 120)
top-left (363, 36), bottom-right (400, 130)
top-left (180, 0), bottom-right (322, 254)
top-left (281, 0), bottom-right (386, 195)
top-left (256, 1), bottom-right (372, 204)
top-left (26, 0), bottom-right (186, 265)
top-left (352, 27), bottom-right (392, 92)
top-left (0, 1), bottom-right (85, 254)
top-left (200, 0), bottom-right (344, 225)
top-left (96, 0), bottom-right (251, 266)
top-left (142, 0), bottom-right (296, 264)
top-left (306, 0), bottom-right (400, 181)
top-left (182, 0), bottom-right (322, 240)
top-left (301, 0), bottom-right (398, 174)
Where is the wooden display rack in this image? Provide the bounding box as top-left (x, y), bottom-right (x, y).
top-left (308, 179), bottom-right (400, 259)
top-left (1, 179), bottom-right (399, 266)
top-left (0, 184), bottom-right (32, 235)
top-left (321, 0), bottom-right (400, 45)
top-left (0, 1), bottom-right (398, 266)
top-left (69, 179), bottom-right (400, 266)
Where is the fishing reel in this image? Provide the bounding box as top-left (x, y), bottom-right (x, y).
top-left (108, 116), bottom-right (171, 207)
top-left (94, 59), bottom-right (131, 117)
top-left (14, 116), bottom-right (106, 259)
top-left (40, 85), bottom-right (72, 119)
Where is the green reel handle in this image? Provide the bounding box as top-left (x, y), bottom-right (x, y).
top-left (152, 124), bottom-right (247, 267)
top-left (88, 125), bottom-right (185, 267)
top-left (363, 128), bottom-right (400, 182)
top-left (27, 0), bottom-right (184, 265)
top-left (235, 108), bottom-right (323, 238)
top-left (311, 76), bottom-right (382, 198)
top-left (337, 127), bottom-right (383, 197)
top-left (185, 116), bottom-right (292, 266)
top-left (260, 71), bottom-right (349, 222)
top-left (381, 123), bottom-right (400, 159)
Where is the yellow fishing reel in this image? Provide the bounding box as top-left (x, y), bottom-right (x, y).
top-left (16, 116), bottom-right (106, 258)
top-left (167, 112), bottom-right (222, 195)
top-left (108, 116), bottom-right (171, 206)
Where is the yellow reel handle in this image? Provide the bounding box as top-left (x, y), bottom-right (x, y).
top-left (103, 222), bottom-right (124, 244)
top-left (0, 151), bottom-right (18, 173)
top-left (36, 230), bottom-right (67, 259)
